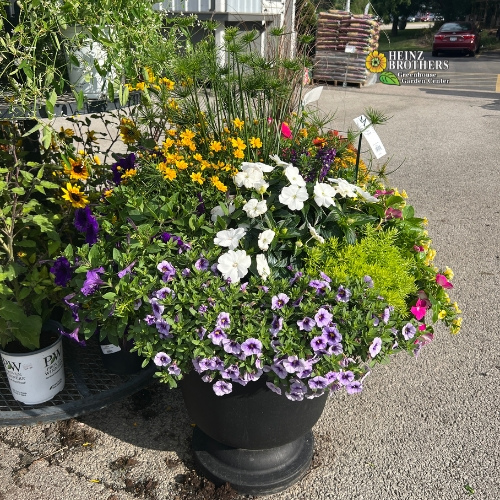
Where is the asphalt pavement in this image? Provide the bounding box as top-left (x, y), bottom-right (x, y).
top-left (1, 71), bottom-right (499, 500)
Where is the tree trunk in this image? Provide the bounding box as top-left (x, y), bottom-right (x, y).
top-left (391, 14), bottom-right (399, 36)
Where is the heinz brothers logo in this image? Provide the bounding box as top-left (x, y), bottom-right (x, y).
top-left (366, 50), bottom-right (450, 86)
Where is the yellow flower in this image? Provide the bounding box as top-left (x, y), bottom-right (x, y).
top-left (444, 266), bottom-right (454, 280)
top-left (93, 155), bottom-right (101, 165)
top-left (61, 183), bottom-right (89, 208)
top-left (136, 82), bottom-right (146, 91)
top-left (453, 302), bottom-right (462, 314)
top-left (401, 190), bottom-right (408, 199)
top-left (231, 137), bottom-right (246, 150)
top-left (17, 251), bottom-right (27, 258)
top-left (104, 189), bottom-right (113, 197)
top-left (423, 218), bottom-right (429, 225)
top-left (299, 128), bottom-right (308, 138)
top-left (122, 169), bottom-right (137, 181)
top-left (163, 137), bottom-right (175, 150)
top-left (58, 127), bottom-right (74, 140)
top-left (175, 159), bottom-right (188, 170)
top-left (438, 310), bottom-right (447, 320)
top-left (210, 141), bottom-right (222, 152)
top-left (249, 137), bottom-right (262, 148)
top-left (365, 50), bottom-right (387, 73)
top-left (162, 167), bottom-right (177, 180)
top-left (193, 153), bottom-right (203, 162)
top-left (451, 317), bottom-right (462, 334)
top-left (119, 117), bottom-right (140, 145)
top-left (65, 157), bottom-right (89, 180)
top-left (190, 172), bottom-right (204, 185)
top-left (233, 149), bottom-right (245, 159)
top-left (181, 129), bottom-right (196, 141)
top-left (159, 77), bottom-right (175, 90)
top-left (86, 130), bottom-right (98, 143)
top-left (233, 117), bottom-right (244, 130)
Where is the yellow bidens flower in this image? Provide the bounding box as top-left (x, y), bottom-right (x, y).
top-left (159, 77), bottom-right (175, 90)
top-left (232, 117), bottom-right (244, 130)
top-left (210, 141), bottom-right (222, 152)
top-left (211, 175), bottom-right (228, 193)
top-left (119, 117), bottom-right (141, 145)
top-left (62, 183), bottom-right (89, 208)
top-left (249, 137), bottom-right (262, 149)
top-left (451, 317), bottom-right (462, 334)
top-left (233, 149), bottom-right (245, 159)
top-left (452, 302), bottom-right (462, 314)
top-left (190, 172), bottom-right (204, 185)
top-left (94, 155), bottom-right (101, 165)
top-left (365, 50), bottom-right (387, 73)
top-left (231, 137), bottom-right (246, 150)
top-left (443, 266), bottom-right (454, 280)
top-left (438, 310), bottom-right (447, 320)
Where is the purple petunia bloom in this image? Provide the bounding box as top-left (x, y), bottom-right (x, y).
top-left (327, 343), bottom-right (343, 355)
top-left (195, 257), bottom-right (210, 271)
top-left (311, 335), bottom-right (328, 353)
top-left (84, 215), bottom-right (99, 245)
top-left (402, 323), bottom-right (417, 340)
top-left (308, 376), bottom-right (329, 390)
top-left (369, 337), bottom-right (382, 358)
top-left (156, 319), bottom-right (172, 338)
top-left (363, 275), bottom-right (374, 288)
top-left (297, 317), bottom-right (316, 331)
top-left (198, 304), bottom-right (208, 315)
top-left (150, 298), bottom-right (164, 319)
top-left (198, 357), bottom-right (217, 372)
top-left (208, 328), bottom-right (227, 346)
top-left (269, 314), bottom-right (283, 335)
top-left (196, 327), bottom-right (206, 339)
top-left (283, 356), bottom-right (308, 374)
top-left (314, 307), bottom-right (333, 328)
top-left (168, 363), bottom-right (181, 376)
top-left (325, 371), bottom-right (340, 384)
top-left (63, 293), bottom-right (80, 322)
top-left (153, 352), bottom-right (171, 367)
top-left (181, 268), bottom-right (191, 277)
top-left (309, 279), bottom-right (330, 295)
top-left (289, 271), bottom-right (303, 286)
top-left (59, 326), bottom-right (86, 347)
top-left (144, 314), bottom-right (156, 325)
top-left (345, 381), bottom-right (363, 394)
top-left (157, 260), bottom-right (176, 281)
top-left (155, 287), bottom-right (175, 299)
top-left (50, 256), bottom-right (72, 286)
top-left (322, 324), bottom-right (342, 345)
top-left (373, 316), bottom-right (380, 327)
top-left (241, 338), bottom-right (263, 357)
top-left (216, 312), bottom-right (231, 330)
top-left (339, 370), bottom-right (355, 386)
top-left (111, 153), bottom-right (135, 185)
top-left (335, 285), bottom-right (351, 302)
top-left (74, 206), bottom-right (99, 245)
top-left (81, 267), bottom-right (106, 296)
top-left (271, 361), bottom-right (288, 379)
top-left (213, 380), bottom-right (232, 396)
top-left (196, 192), bottom-right (206, 216)
top-left (222, 338), bottom-right (241, 355)
top-left (118, 260), bottom-right (136, 279)
top-left (382, 307), bottom-right (392, 324)
top-left (320, 271), bottom-right (332, 283)
top-left (271, 293), bottom-right (290, 310)
top-left (292, 295), bottom-right (304, 307)
top-left (221, 364), bottom-right (240, 380)
top-left (266, 382), bottom-right (282, 395)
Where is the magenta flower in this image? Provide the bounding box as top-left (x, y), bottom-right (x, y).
top-left (436, 274), bottom-right (453, 289)
top-left (385, 207), bottom-right (403, 219)
top-left (410, 299), bottom-right (428, 321)
top-left (281, 122), bottom-right (292, 138)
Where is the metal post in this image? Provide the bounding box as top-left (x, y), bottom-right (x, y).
top-left (354, 133), bottom-right (362, 183)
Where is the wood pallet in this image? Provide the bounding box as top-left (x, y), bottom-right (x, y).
top-left (312, 79), bottom-right (363, 88)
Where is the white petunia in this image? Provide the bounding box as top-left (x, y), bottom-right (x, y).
top-left (258, 229), bottom-right (276, 251)
top-left (256, 254), bottom-right (271, 281)
top-left (307, 223), bottom-right (325, 244)
top-left (279, 184), bottom-right (309, 211)
top-left (284, 165), bottom-right (306, 187)
top-left (313, 182), bottom-right (337, 208)
top-left (355, 186), bottom-right (379, 203)
top-left (217, 250), bottom-right (251, 283)
top-left (243, 198), bottom-right (267, 218)
top-left (269, 154), bottom-right (292, 167)
top-left (210, 203), bottom-right (235, 222)
top-left (328, 178), bottom-right (358, 198)
top-left (241, 161), bottom-right (274, 173)
top-left (214, 228), bottom-right (246, 250)
top-left (254, 179), bottom-right (269, 195)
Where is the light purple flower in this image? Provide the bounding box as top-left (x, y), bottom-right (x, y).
top-left (198, 358), bottom-right (217, 372)
top-left (335, 285), bottom-right (351, 302)
top-left (289, 271), bottom-right (303, 286)
top-left (222, 339), bottom-right (241, 355)
top-left (168, 363), bottom-right (181, 376)
top-left (50, 256), bottom-right (72, 286)
top-left (195, 257), bottom-right (210, 271)
top-left (320, 271), bottom-right (331, 283)
top-left (339, 370), bottom-right (355, 386)
top-left (221, 364), bottom-right (240, 380)
top-left (283, 356), bottom-right (308, 374)
top-left (271, 293), bottom-right (290, 310)
top-left (213, 380), bottom-right (233, 396)
top-left (81, 267), bottom-right (106, 296)
top-left (157, 260), bottom-right (176, 280)
top-left (297, 317), bottom-right (316, 331)
top-left (314, 307), bottom-right (333, 328)
top-left (216, 312), bottom-right (231, 329)
top-left (363, 275), bottom-right (374, 288)
top-left (369, 337), bottom-right (382, 358)
top-left (59, 327), bottom-right (86, 347)
top-left (241, 338), bottom-right (263, 357)
top-left (345, 381), bottom-right (363, 394)
top-left (292, 296), bottom-right (304, 307)
top-left (309, 279), bottom-right (330, 295)
top-left (325, 371), bottom-right (340, 384)
top-left (327, 343), bottom-right (343, 355)
top-left (308, 376), bottom-right (329, 390)
top-left (150, 298), bottom-right (164, 319)
top-left (118, 260), bottom-right (136, 279)
top-left (181, 268), bottom-right (191, 277)
top-left (240, 282), bottom-right (248, 292)
top-left (144, 314), bottom-right (155, 325)
top-left (156, 319), bottom-right (172, 338)
top-left (155, 287), bottom-right (174, 299)
top-left (208, 328), bottom-right (227, 345)
top-left (198, 304), bottom-right (208, 315)
top-left (311, 335), bottom-right (328, 353)
top-left (373, 316), bottom-right (380, 326)
top-left (322, 325), bottom-right (341, 345)
top-left (196, 327), bottom-right (207, 339)
top-left (382, 307), bottom-right (391, 324)
top-left (269, 314), bottom-right (283, 335)
top-left (402, 323), bottom-right (417, 340)
top-left (271, 361), bottom-right (287, 379)
top-left (153, 352), bottom-right (171, 367)
top-left (63, 293), bottom-right (79, 322)
top-left (266, 382), bottom-right (282, 395)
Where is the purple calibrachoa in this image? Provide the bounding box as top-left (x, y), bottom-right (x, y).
top-left (154, 352), bottom-right (171, 367)
top-left (271, 293), bottom-right (290, 309)
top-left (241, 338), bottom-right (263, 357)
top-left (50, 256), bottom-right (72, 286)
top-left (369, 337), bottom-right (382, 358)
top-left (297, 316), bottom-right (316, 331)
top-left (402, 323), bottom-right (416, 340)
top-left (314, 307), bottom-right (333, 327)
top-left (213, 380), bottom-right (232, 396)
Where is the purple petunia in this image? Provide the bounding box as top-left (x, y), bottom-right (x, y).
top-left (311, 335), bottom-right (328, 353)
top-left (369, 337), bottom-right (382, 358)
top-left (271, 293), bottom-right (290, 310)
top-left (241, 338), bottom-right (263, 357)
top-left (216, 312), bottom-right (231, 330)
top-left (208, 328), bottom-right (227, 346)
top-left (335, 285), bottom-right (351, 302)
top-left (322, 324), bottom-right (342, 345)
top-left (221, 364), bottom-right (240, 380)
top-left (297, 317), bottom-right (316, 331)
top-left (314, 307), bottom-right (333, 328)
top-left (271, 361), bottom-right (288, 379)
top-left (327, 343), bottom-right (343, 355)
top-left (363, 275), bottom-right (374, 288)
top-left (198, 357), bottom-right (217, 372)
top-left (198, 304), bottom-right (208, 315)
top-left (153, 352), bottom-right (171, 367)
top-left (118, 260), bottom-right (136, 279)
top-left (339, 370), bottom-right (355, 386)
top-left (59, 326), bottom-right (86, 347)
top-left (155, 287), bottom-right (174, 299)
top-left (382, 307), bottom-right (392, 324)
top-left (81, 267), bottom-right (106, 296)
top-left (222, 339), bottom-right (241, 355)
top-left (308, 376), bottom-right (329, 390)
top-left (195, 257), bottom-right (210, 271)
top-left (74, 206), bottom-right (99, 245)
top-left (150, 298), bottom-right (164, 319)
top-left (266, 382), bottom-right (282, 395)
top-left (345, 381), bottom-right (363, 394)
top-left (213, 380), bottom-right (232, 396)
top-left (283, 356), bottom-right (308, 374)
top-left (168, 363), bottom-right (181, 376)
top-left (156, 319), bottom-right (172, 338)
top-left (63, 293), bottom-right (80, 322)
top-left (269, 314), bottom-right (283, 335)
top-left (402, 323), bottom-right (417, 340)
top-left (289, 271), bottom-right (303, 286)
top-left (50, 256), bottom-right (72, 286)
top-left (157, 260), bottom-right (176, 281)
top-left (309, 279), bottom-right (330, 295)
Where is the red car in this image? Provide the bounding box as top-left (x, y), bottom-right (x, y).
top-left (432, 22), bottom-right (481, 57)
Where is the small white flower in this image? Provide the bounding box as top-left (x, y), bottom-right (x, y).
top-left (355, 186), bottom-right (379, 203)
top-left (313, 182), bottom-right (337, 208)
top-left (284, 165), bottom-right (306, 187)
top-left (234, 166), bottom-right (264, 189)
top-left (217, 250), bottom-right (251, 283)
top-left (258, 229), bottom-right (275, 251)
top-left (210, 203), bottom-right (235, 222)
top-left (254, 179), bottom-right (269, 195)
top-left (214, 228), bottom-right (246, 250)
top-left (328, 178), bottom-right (358, 198)
top-left (269, 154), bottom-right (291, 167)
top-left (243, 198), bottom-right (267, 218)
top-left (279, 184), bottom-right (308, 211)
top-left (241, 161), bottom-right (274, 173)
top-left (307, 223), bottom-right (325, 244)
top-left (256, 254), bottom-right (271, 281)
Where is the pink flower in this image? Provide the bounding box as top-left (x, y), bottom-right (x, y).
top-left (385, 207), bottom-right (402, 219)
top-left (281, 122), bottom-right (292, 138)
top-left (410, 304), bottom-right (427, 321)
top-left (436, 274), bottom-right (453, 289)
top-left (418, 324), bottom-right (427, 331)
top-left (413, 245), bottom-right (425, 252)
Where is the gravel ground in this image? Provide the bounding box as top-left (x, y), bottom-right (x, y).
top-left (1, 79), bottom-right (499, 500)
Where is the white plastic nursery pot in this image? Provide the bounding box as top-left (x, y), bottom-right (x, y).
top-left (60, 25), bottom-right (115, 100)
top-left (0, 328), bottom-right (65, 405)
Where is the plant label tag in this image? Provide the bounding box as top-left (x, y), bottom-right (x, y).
top-left (353, 115), bottom-right (387, 159)
top-left (345, 44), bottom-right (357, 53)
top-left (101, 344), bottom-right (121, 354)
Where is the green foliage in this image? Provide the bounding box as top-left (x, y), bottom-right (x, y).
top-left (305, 227), bottom-right (417, 312)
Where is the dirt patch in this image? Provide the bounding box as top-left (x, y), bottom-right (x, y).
top-left (173, 470), bottom-right (241, 500)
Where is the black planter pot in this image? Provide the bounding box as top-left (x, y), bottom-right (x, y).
top-left (99, 337), bottom-right (143, 376)
top-left (181, 371), bottom-right (328, 496)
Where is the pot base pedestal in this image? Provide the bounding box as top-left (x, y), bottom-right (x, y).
top-left (192, 426), bottom-right (314, 496)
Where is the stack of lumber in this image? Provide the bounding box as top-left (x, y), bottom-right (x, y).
top-left (314, 10), bottom-right (381, 85)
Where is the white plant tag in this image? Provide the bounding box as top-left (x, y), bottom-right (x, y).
top-left (353, 115), bottom-right (387, 159)
top-left (101, 344), bottom-right (121, 354)
top-left (302, 86), bottom-right (323, 106)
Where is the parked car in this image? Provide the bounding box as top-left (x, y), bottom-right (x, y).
top-left (432, 22), bottom-right (481, 57)
top-left (407, 15), bottom-right (416, 22)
